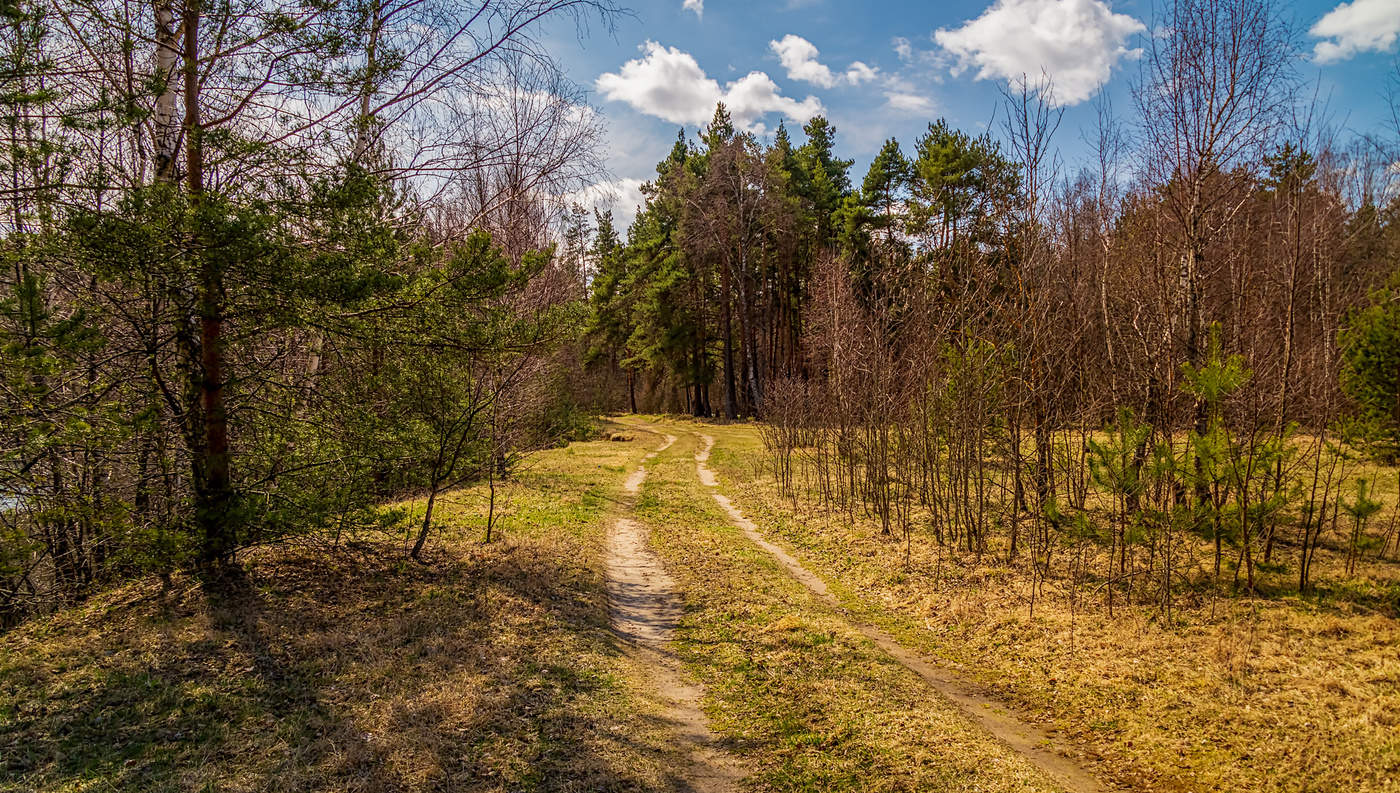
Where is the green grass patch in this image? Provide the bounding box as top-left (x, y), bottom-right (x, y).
top-left (1, 429), bottom-right (677, 793)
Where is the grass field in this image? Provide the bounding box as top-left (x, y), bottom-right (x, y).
top-left (4, 416), bottom-right (1396, 792)
top-left (0, 429), bottom-right (684, 793)
top-left (681, 418), bottom-right (1400, 793)
top-left (628, 427), bottom-right (1072, 792)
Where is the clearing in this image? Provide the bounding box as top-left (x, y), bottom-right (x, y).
top-left (4, 417), bottom-right (1394, 792)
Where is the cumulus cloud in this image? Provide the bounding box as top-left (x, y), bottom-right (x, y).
top-left (772, 35), bottom-right (837, 87)
top-left (770, 35), bottom-right (881, 88)
top-left (596, 41), bottom-right (823, 131)
top-left (724, 71), bottom-right (825, 131)
top-left (683, 0), bottom-right (703, 18)
top-left (1311, 0), bottom-right (1400, 63)
top-left (934, 0), bottom-right (1145, 106)
top-left (845, 61), bottom-right (879, 85)
top-left (596, 43), bottom-right (720, 125)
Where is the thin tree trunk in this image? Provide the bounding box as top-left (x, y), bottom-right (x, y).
top-left (183, 3), bottom-right (233, 567)
top-left (152, 0), bottom-right (179, 182)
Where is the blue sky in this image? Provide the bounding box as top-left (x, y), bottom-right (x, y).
top-left (544, 0), bottom-right (1400, 226)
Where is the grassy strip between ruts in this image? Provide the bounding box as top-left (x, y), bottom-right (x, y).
top-left (676, 417), bottom-right (1400, 793)
top-left (1, 427), bottom-right (689, 793)
top-left (629, 426), bottom-right (1071, 793)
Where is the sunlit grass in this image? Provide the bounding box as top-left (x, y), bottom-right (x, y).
top-left (683, 418), bottom-right (1400, 793)
top-left (632, 428), bottom-right (1068, 792)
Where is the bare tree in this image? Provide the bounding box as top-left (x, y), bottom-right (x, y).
top-left (1135, 0), bottom-right (1298, 389)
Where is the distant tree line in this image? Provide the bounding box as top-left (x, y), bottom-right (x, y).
top-left (583, 0), bottom-right (1400, 610)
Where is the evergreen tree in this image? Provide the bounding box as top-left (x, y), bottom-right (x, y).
top-left (795, 116), bottom-right (854, 245)
top-left (1342, 267), bottom-right (1400, 460)
top-left (584, 210), bottom-right (640, 410)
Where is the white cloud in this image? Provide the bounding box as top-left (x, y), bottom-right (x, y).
top-left (885, 91), bottom-right (935, 114)
top-left (893, 36), bottom-right (914, 62)
top-left (846, 61), bottom-right (879, 85)
top-left (933, 0), bottom-right (1145, 106)
top-left (770, 35), bottom-right (881, 88)
top-left (1311, 0), bottom-right (1400, 63)
top-left (771, 34), bottom-right (838, 87)
top-left (683, 0), bottom-right (703, 18)
top-left (596, 41), bottom-right (824, 131)
top-left (595, 42), bottom-right (719, 125)
top-left (725, 71), bottom-right (825, 130)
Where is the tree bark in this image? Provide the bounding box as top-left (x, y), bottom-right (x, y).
top-left (183, 2), bottom-right (234, 567)
top-left (152, 0), bottom-right (180, 182)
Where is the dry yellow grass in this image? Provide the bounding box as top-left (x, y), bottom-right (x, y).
top-left (9, 416), bottom-right (1395, 792)
top-left (629, 427), bottom-right (1076, 792)
top-left (0, 428), bottom-right (687, 793)
top-left (684, 418), bottom-right (1400, 793)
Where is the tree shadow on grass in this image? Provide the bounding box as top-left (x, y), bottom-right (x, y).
top-left (2, 538), bottom-right (683, 792)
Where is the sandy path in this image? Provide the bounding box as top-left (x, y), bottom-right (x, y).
top-left (607, 433), bottom-right (746, 793)
top-left (694, 432), bottom-right (1110, 793)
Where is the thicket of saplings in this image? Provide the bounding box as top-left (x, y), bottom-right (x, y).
top-left (760, 327), bottom-right (1400, 620)
top-left (755, 226), bottom-right (1400, 618)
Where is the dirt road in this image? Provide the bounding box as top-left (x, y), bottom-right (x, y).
top-left (606, 432), bottom-right (746, 793)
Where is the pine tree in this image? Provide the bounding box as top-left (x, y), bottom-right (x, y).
top-left (795, 116), bottom-right (853, 246)
top-left (584, 210), bottom-right (639, 410)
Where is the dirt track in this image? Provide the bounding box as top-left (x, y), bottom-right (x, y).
top-left (606, 432), bottom-right (746, 793)
top-left (692, 431), bottom-right (1108, 793)
top-left (604, 424), bottom-right (1111, 793)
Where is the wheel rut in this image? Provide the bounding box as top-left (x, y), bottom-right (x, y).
top-left (606, 432), bottom-right (745, 793)
top-left (693, 431), bottom-right (1111, 793)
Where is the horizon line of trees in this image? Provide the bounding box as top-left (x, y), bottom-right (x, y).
top-left (581, 0), bottom-right (1400, 612)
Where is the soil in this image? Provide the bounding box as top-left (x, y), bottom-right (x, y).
top-left (607, 433), bottom-right (746, 793)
